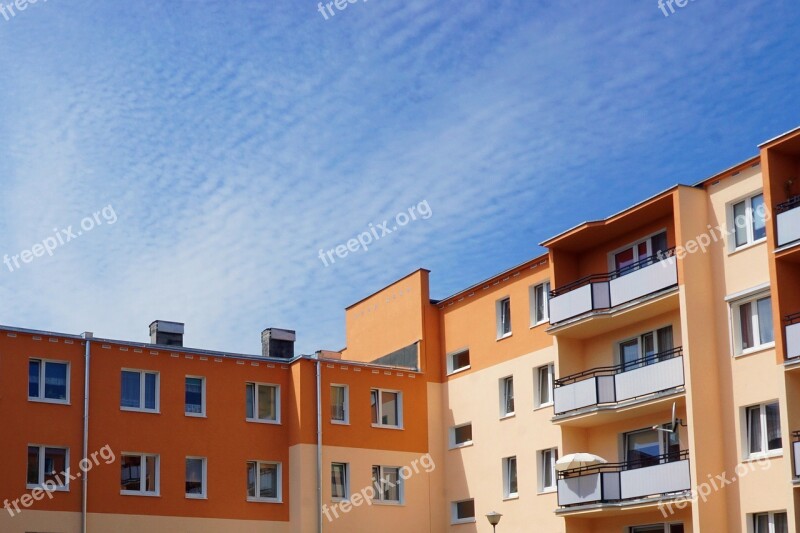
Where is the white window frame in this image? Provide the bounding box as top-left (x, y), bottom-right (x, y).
top-left (503, 456), bottom-right (518, 499)
top-left (26, 445), bottom-right (70, 491)
top-left (371, 465), bottom-right (403, 504)
top-left (450, 498), bottom-right (476, 525)
top-left (330, 462), bottom-right (349, 501)
top-left (330, 384), bottom-right (349, 425)
top-left (245, 382), bottom-right (281, 424)
top-left (246, 461), bottom-right (282, 503)
top-left (539, 448), bottom-right (558, 493)
top-left (535, 363), bottom-right (554, 408)
top-left (120, 453), bottom-right (160, 496)
top-left (500, 376), bottom-right (515, 418)
top-left (370, 388), bottom-right (403, 429)
top-left (606, 229), bottom-right (668, 274)
top-left (751, 511), bottom-right (788, 533)
top-left (728, 192), bottom-right (767, 252)
top-left (446, 348), bottom-right (471, 375)
top-left (185, 456), bottom-right (207, 499)
top-left (615, 325), bottom-right (674, 367)
top-left (185, 375), bottom-right (206, 417)
top-left (449, 422), bottom-right (473, 449)
top-left (744, 402), bottom-right (782, 459)
top-left (496, 297), bottom-right (512, 339)
top-left (28, 358), bottom-right (70, 404)
top-left (120, 369), bottom-right (160, 413)
top-left (530, 281), bottom-right (551, 326)
top-left (730, 291), bottom-right (774, 356)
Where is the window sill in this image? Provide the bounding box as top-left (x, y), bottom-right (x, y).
top-left (448, 442), bottom-right (474, 451)
top-left (534, 402), bottom-right (554, 412)
top-left (120, 407), bottom-right (160, 414)
top-left (451, 518), bottom-right (477, 525)
top-left (530, 319), bottom-right (549, 329)
top-left (186, 494), bottom-right (207, 500)
top-left (27, 485), bottom-right (68, 492)
top-left (120, 491), bottom-right (160, 497)
top-left (247, 497), bottom-right (282, 504)
top-left (331, 420), bottom-right (350, 426)
top-left (500, 413), bottom-right (516, 421)
top-left (734, 342), bottom-right (776, 358)
top-left (729, 238), bottom-right (767, 256)
top-left (496, 332), bottom-right (513, 341)
top-left (28, 397), bottom-right (70, 406)
top-left (185, 412), bottom-right (206, 418)
top-left (372, 500), bottom-right (403, 506)
top-left (503, 494), bottom-right (519, 501)
top-left (538, 487), bottom-right (557, 495)
top-left (447, 366), bottom-right (471, 377)
top-left (743, 450), bottom-right (783, 462)
top-left (371, 423), bottom-right (404, 430)
top-left (245, 418), bottom-right (281, 425)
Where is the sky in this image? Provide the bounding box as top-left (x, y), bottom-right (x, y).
top-left (0, 0), bottom-right (799, 355)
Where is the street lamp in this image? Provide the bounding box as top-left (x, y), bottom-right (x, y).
top-left (486, 511), bottom-right (502, 533)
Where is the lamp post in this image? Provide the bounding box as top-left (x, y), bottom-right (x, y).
top-left (486, 511), bottom-right (502, 533)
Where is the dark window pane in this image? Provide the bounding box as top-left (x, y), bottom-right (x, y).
top-left (185, 378), bottom-right (203, 414)
top-left (121, 455), bottom-right (142, 491)
top-left (144, 373), bottom-right (157, 410)
top-left (44, 362), bottom-right (67, 400)
top-left (121, 371), bottom-right (141, 408)
top-left (29, 360), bottom-right (41, 398)
top-left (27, 446), bottom-right (40, 485)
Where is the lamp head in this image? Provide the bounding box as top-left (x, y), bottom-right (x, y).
top-left (486, 511), bottom-right (502, 526)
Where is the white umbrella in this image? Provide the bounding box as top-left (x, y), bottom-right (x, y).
top-left (555, 453), bottom-right (608, 472)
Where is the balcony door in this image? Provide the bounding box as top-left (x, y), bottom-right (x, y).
top-left (624, 426), bottom-right (679, 469)
top-left (612, 231), bottom-right (668, 276)
top-left (618, 326), bottom-right (673, 370)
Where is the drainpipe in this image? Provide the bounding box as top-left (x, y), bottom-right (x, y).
top-left (316, 357), bottom-right (323, 533)
top-left (81, 333), bottom-right (92, 533)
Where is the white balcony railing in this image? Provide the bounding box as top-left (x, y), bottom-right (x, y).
top-left (793, 433), bottom-right (800, 479)
top-left (787, 318), bottom-right (800, 360)
top-left (553, 350), bottom-right (684, 416)
top-left (777, 197), bottom-right (800, 248)
top-left (549, 251), bottom-right (678, 325)
top-left (557, 452), bottom-right (690, 508)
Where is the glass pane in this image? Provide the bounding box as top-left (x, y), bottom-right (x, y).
top-left (371, 466), bottom-right (381, 494)
top-left (542, 450), bottom-right (553, 488)
top-left (651, 231), bottom-right (668, 256)
top-left (641, 333), bottom-right (656, 363)
top-left (246, 462), bottom-right (256, 497)
top-left (739, 302), bottom-right (754, 350)
top-left (145, 456), bottom-right (157, 492)
top-left (27, 446), bottom-right (40, 485)
top-left (757, 297), bottom-right (774, 345)
top-left (747, 406), bottom-right (763, 454)
top-left (383, 467), bottom-right (400, 501)
top-left (28, 360), bottom-right (41, 398)
top-left (669, 525), bottom-right (685, 533)
top-left (381, 391), bottom-right (398, 426)
top-left (535, 284), bottom-right (546, 322)
top-left (456, 500), bottom-right (475, 519)
top-left (331, 386), bottom-right (345, 421)
top-left (186, 458), bottom-right (204, 495)
top-left (500, 298), bottom-right (511, 334)
top-left (121, 455), bottom-right (142, 491)
top-left (766, 403), bottom-right (782, 450)
top-left (331, 463), bottom-right (346, 499)
top-left (454, 424), bottom-right (472, 445)
top-left (259, 463), bottom-right (278, 499)
top-left (753, 513), bottom-right (769, 533)
top-left (185, 378), bottom-right (203, 414)
top-left (144, 373), bottom-right (157, 410)
top-left (751, 194), bottom-right (766, 241)
top-left (453, 350), bottom-right (470, 371)
top-left (246, 383), bottom-right (255, 419)
top-left (734, 201), bottom-right (748, 247)
top-left (638, 241), bottom-right (650, 261)
top-left (620, 339), bottom-right (640, 370)
top-left (44, 362), bottom-right (67, 400)
top-left (615, 247), bottom-right (635, 274)
top-left (121, 371), bottom-right (141, 409)
top-left (370, 390), bottom-right (379, 424)
top-left (658, 326), bottom-right (674, 354)
top-left (539, 366), bottom-right (551, 404)
top-left (44, 448), bottom-right (67, 485)
top-left (773, 512), bottom-right (788, 533)
top-left (507, 457), bottom-right (517, 495)
top-left (258, 385), bottom-right (276, 420)
top-left (626, 429), bottom-right (660, 468)
top-left (504, 377), bottom-right (514, 414)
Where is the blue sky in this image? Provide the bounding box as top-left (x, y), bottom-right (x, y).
top-left (0, 0), bottom-right (798, 355)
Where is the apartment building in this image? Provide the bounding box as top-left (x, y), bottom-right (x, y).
top-left (2, 126), bottom-right (800, 532)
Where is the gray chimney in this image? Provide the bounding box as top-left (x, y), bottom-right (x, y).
top-left (149, 320), bottom-right (185, 347)
top-left (261, 328), bottom-right (295, 359)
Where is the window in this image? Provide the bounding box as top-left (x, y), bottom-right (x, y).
top-left (535, 364), bottom-right (554, 407)
top-left (612, 231), bottom-right (668, 276)
top-left (371, 465), bottom-right (402, 503)
top-left (447, 349), bottom-right (471, 375)
top-left (746, 402), bottom-right (782, 456)
top-left (28, 359), bottom-right (69, 402)
top-left (331, 462), bottom-right (349, 500)
top-left (370, 389), bottom-right (402, 428)
top-left (451, 499), bottom-right (475, 524)
top-left (539, 448), bottom-right (558, 492)
top-left (27, 446), bottom-right (68, 490)
top-left (624, 426), bottom-right (680, 468)
top-left (449, 423), bottom-right (473, 448)
top-left (246, 383), bottom-right (279, 423)
top-left (120, 370), bottom-right (159, 412)
top-left (630, 525), bottom-right (684, 533)
top-left (732, 294), bottom-right (774, 354)
top-left (497, 297), bottom-right (512, 338)
top-left (185, 376), bottom-right (205, 416)
top-left (330, 385), bottom-right (349, 424)
top-left (500, 376), bottom-right (514, 417)
top-left (185, 457), bottom-right (206, 498)
top-left (120, 454), bottom-right (159, 495)
top-left (247, 461), bottom-right (281, 502)
top-left (503, 456), bottom-right (518, 499)
top-left (531, 281), bottom-right (550, 325)
top-left (731, 193), bottom-right (767, 249)
top-left (618, 326), bottom-right (674, 369)
top-left (752, 512), bottom-right (788, 533)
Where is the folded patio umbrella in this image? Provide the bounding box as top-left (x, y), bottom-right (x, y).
top-left (555, 453), bottom-right (608, 472)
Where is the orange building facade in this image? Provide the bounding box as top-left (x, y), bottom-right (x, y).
top-left (3, 127), bottom-right (800, 532)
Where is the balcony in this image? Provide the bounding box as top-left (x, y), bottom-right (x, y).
top-left (777, 196), bottom-right (800, 248)
top-left (549, 250), bottom-right (678, 330)
top-left (787, 314), bottom-right (800, 361)
top-left (553, 348), bottom-right (685, 419)
top-left (557, 451), bottom-right (691, 511)
top-left (793, 432), bottom-right (800, 483)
